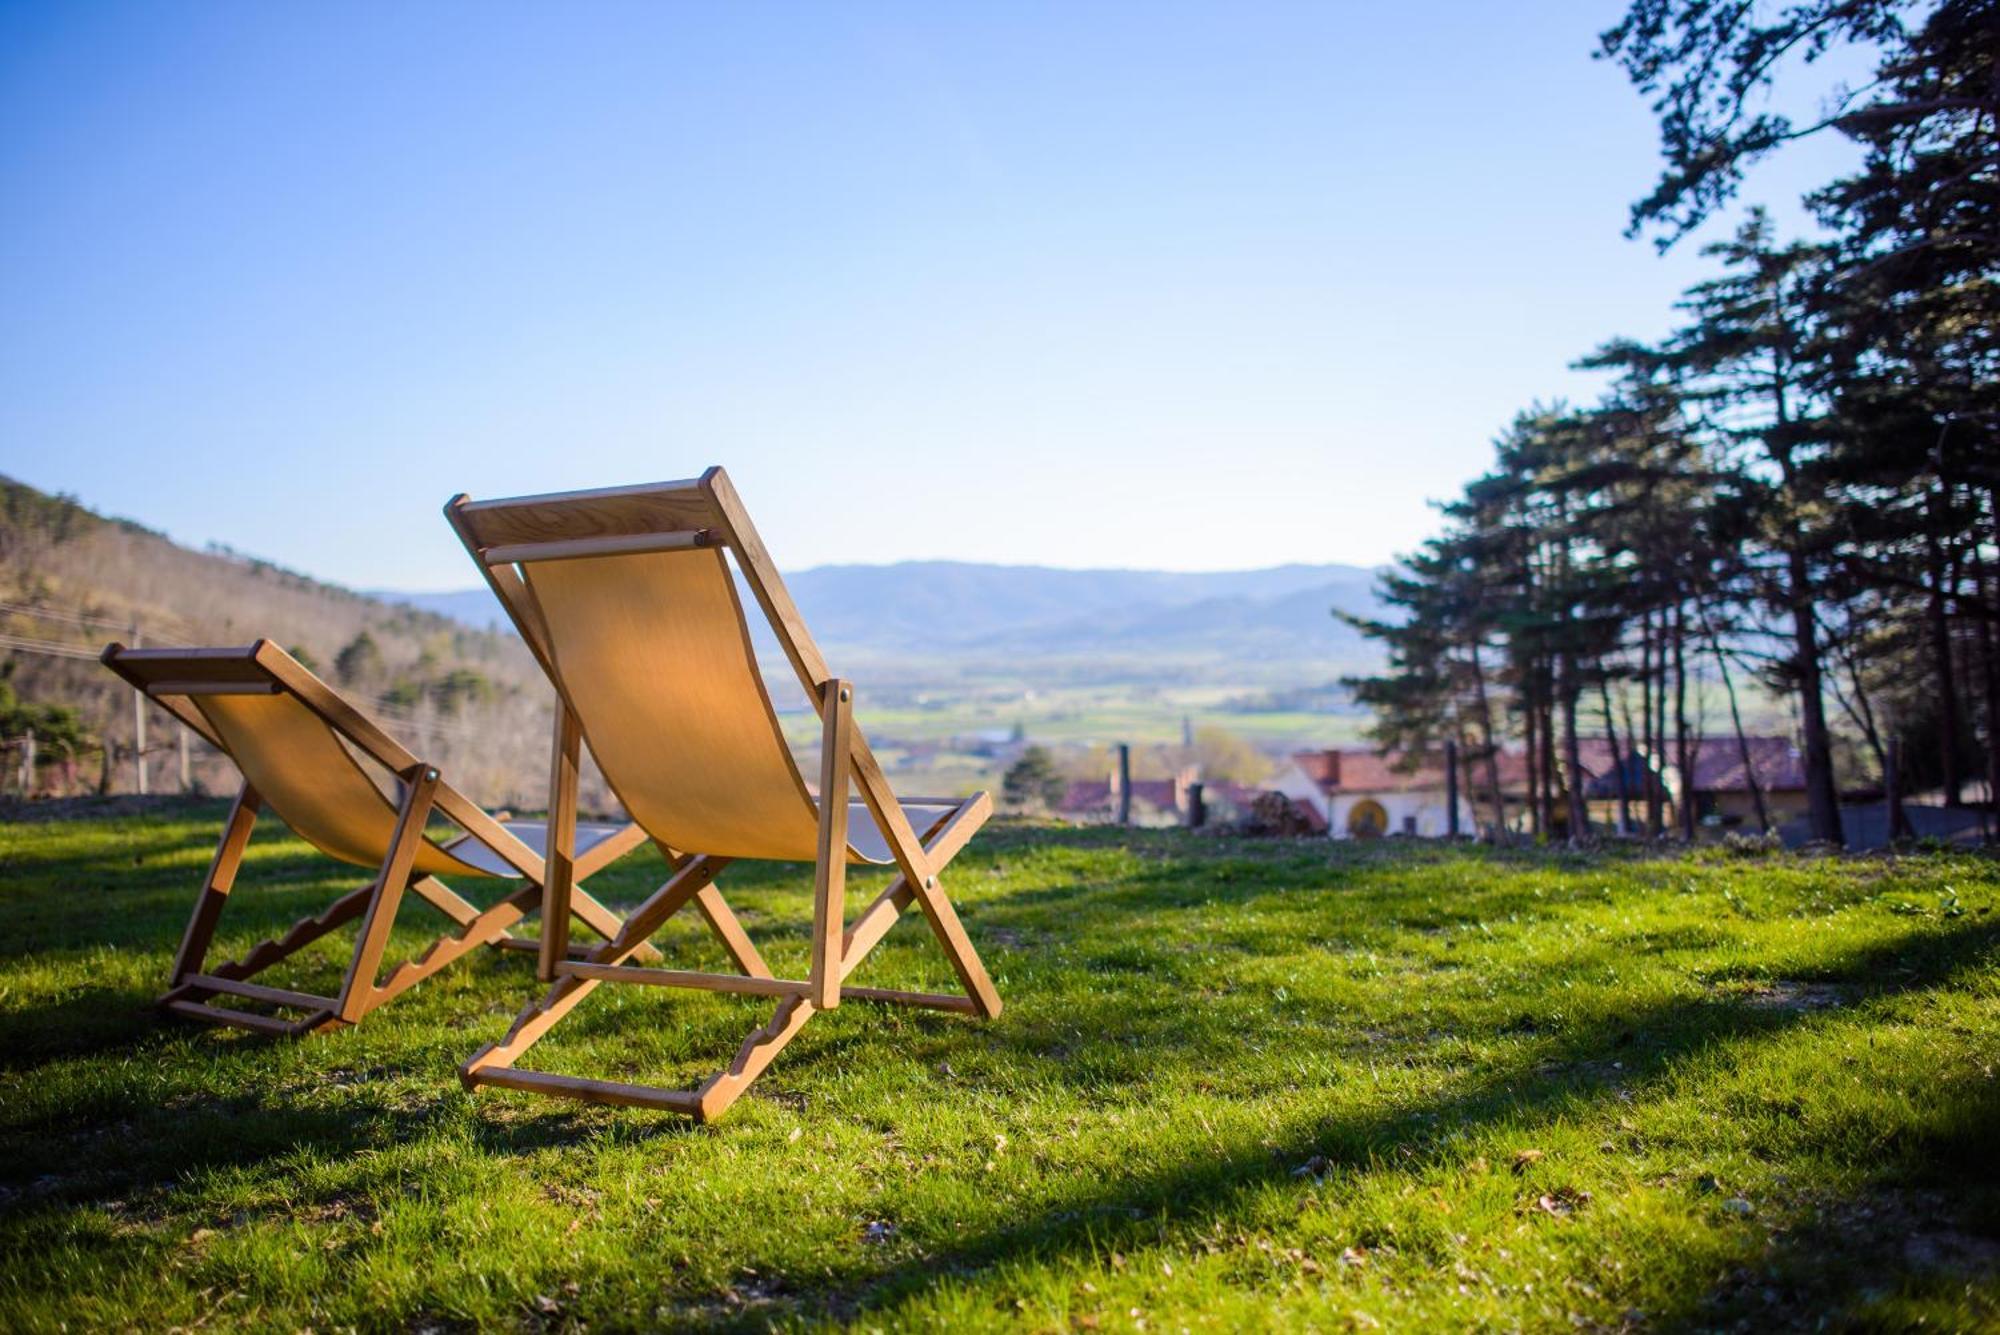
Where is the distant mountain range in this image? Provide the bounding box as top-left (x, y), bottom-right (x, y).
top-left (372, 560), bottom-right (1390, 675)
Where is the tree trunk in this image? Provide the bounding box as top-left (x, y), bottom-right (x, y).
top-left (1674, 601), bottom-right (1694, 840)
top-left (1702, 607), bottom-right (1769, 831)
top-left (1540, 665), bottom-right (1560, 839)
top-left (1642, 608), bottom-right (1663, 837)
top-left (1787, 545), bottom-right (1844, 844)
top-left (1989, 488), bottom-right (2000, 832)
top-left (1523, 684), bottom-right (1543, 840)
top-left (1600, 673), bottom-right (1631, 834)
top-left (1561, 654), bottom-right (1588, 840)
top-left (1469, 641), bottom-right (1507, 841)
top-left (1927, 519), bottom-right (1963, 807)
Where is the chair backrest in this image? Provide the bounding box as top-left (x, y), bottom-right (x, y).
top-left (101, 642), bottom-right (493, 878)
top-left (446, 469), bottom-right (871, 863)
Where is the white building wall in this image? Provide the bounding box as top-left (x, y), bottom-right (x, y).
top-left (1329, 791), bottom-right (1476, 839)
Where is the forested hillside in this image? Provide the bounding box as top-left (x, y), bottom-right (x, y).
top-left (0, 476), bottom-right (573, 809)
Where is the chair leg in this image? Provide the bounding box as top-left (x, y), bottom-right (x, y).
top-left (462, 854), bottom-right (730, 1080)
top-left (161, 769), bottom-right (654, 1036)
top-left (539, 706), bottom-right (582, 982)
top-left (164, 784), bottom-right (260, 991)
top-left (809, 679), bottom-right (853, 1010)
top-left (837, 792), bottom-right (998, 1014)
top-left (334, 765), bottom-right (440, 1024)
top-left (460, 793), bottom-right (999, 1119)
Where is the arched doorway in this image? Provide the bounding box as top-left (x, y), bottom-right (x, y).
top-left (1347, 799), bottom-right (1387, 839)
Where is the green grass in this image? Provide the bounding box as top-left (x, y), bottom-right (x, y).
top-left (2, 800), bottom-right (1996, 1332)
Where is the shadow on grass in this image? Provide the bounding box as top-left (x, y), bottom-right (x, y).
top-left (803, 915), bottom-right (2000, 1327)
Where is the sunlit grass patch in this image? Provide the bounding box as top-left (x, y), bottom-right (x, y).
top-left (0, 799), bottom-right (1995, 1330)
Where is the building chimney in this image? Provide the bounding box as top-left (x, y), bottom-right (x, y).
top-left (1324, 749), bottom-right (1341, 788)
top-left (1115, 743), bottom-right (1132, 826)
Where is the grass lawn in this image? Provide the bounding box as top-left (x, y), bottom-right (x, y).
top-left (1, 799), bottom-right (1996, 1331)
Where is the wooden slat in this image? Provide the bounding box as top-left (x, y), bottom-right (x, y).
top-left (465, 1065), bottom-right (707, 1115)
top-left (445, 497), bottom-right (565, 679)
top-left (182, 974), bottom-right (336, 1012)
top-left (492, 937), bottom-right (597, 957)
top-left (539, 708), bottom-right (582, 981)
top-left (572, 821), bottom-right (651, 882)
top-left (692, 883), bottom-right (773, 978)
top-left (700, 466), bottom-right (832, 690)
top-left (162, 999), bottom-right (303, 1037)
top-left (454, 479), bottom-right (717, 552)
top-left (838, 791), bottom-right (998, 1021)
top-left (695, 995), bottom-right (817, 1121)
top-left (553, 962), bottom-right (810, 997)
top-left (205, 881), bottom-right (375, 981)
top-left (840, 985), bottom-right (981, 1014)
top-left (810, 679), bottom-right (853, 1009)
top-left (483, 529), bottom-right (719, 566)
top-left (365, 884), bottom-right (540, 1009)
top-left (169, 784), bottom-right (260, 985)
top-left (335, 765), bottom-right (438, 1022)
top-left (408, 875), bottom-right (482, 927)
top-left (144, 681), bottom-right (282, 697)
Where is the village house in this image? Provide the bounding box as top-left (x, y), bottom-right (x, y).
top-left (1272, 748), bottom-right (1476, 839)
top-left (1057, 764), bottom-right (1197, 827)
top-left (1682, 735), bottom-right (1809, 829)
top-left (1056, 763), bottom-right (1266, 827)
top-left (1272, 735), bottom-right (1810, 840)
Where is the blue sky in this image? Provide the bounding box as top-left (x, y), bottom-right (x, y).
top-left (0, 3), bottom-right (1863, 590)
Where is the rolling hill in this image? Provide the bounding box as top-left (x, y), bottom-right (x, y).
top-left (1, 474), bottom-right (1387, 809)
top-left (376, 559), bottom-right (1388, 676)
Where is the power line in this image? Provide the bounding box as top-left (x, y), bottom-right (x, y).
top-left (0, 600), bottom-right (192, 638)
top-left (0, 631), bottom-right (102, 661)
top-left (1, 619), bottom-right (501, 745)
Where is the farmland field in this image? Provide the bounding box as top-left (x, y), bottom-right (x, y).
top-left (0, 800), bottom-right (1995, 1330)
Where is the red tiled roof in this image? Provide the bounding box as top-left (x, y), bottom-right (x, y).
top-left (1685, 736), bottom-right (1806, 792)
top-left (1289, 748), bottom-right (1452, 794)
top-left (1057, 779), bottom-right (1111, 813)
top-left (1287, 737), bottom-right (1804, 799)
top-left (1055, 777), bottom-right (1183, 814)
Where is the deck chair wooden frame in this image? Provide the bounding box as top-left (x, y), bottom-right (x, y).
top-left (445, 466), bottom-right (1000, 1120)
top-left (100, 639), bottom-right (654, 1037)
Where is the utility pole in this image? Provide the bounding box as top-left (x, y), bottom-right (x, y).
top-left (131, 622), bottom-right (147, 795)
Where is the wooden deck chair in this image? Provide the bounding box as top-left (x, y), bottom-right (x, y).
top-left (444, 467), bottom-right (1001, 1120)
top-left (100, 639), bottom-right (656, 1037)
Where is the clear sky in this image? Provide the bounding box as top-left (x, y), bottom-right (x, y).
top-left (0, 3), bottom-right (1862, 590)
